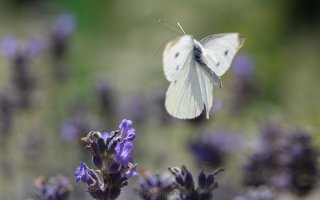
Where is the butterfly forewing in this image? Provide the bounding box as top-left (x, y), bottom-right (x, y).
top-left (200, 33), bottom-right (245, 77)
top-left (163, 35), bottom-right (194, 82)
top-left (165, 57), bottom-right (204, 119)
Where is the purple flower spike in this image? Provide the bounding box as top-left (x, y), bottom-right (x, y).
top-left (0, 35), bottom-right (18, 58)
top-left (119, 119), bottom-right (135, 141)
top-left (232, 54), bottom-right (254, 78)
top-left (115, 141), bottom-right (133, 167)
top-left (26, 37), bottom-right (43, 57)
top-left (74, 162), bottom-right (91, 183)
top-left (54, 13), bottom-right (76, 37)
top-left (61, 122), bottom-right (78, 141)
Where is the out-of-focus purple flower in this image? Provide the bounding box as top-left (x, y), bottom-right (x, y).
top-left (61, 122), bottom-right (79, 141)
top-left (31, 175), bottom-right (72, 200)
top-left (0, 35), bottom-right (43, 109)
top-left (60, 107), bottom-right (98, 142)
top-left (26, 37), bottom-right (43, 57)
top-left (50, 13), bottom-right (76, 80)
top-left (96, 81), bottom-right (117, 127)
top-left (0, 35), bottom-right (18, 58)
top-left (232, 54), bottom-right (254, 78)
top-left (0, 35), bottom-right (43, 58)
top-left (242, 123), bottom-right (319, 196)
top-left (115, 141), bottom-right (133, 167)
top-left (149, 88), bottom-right (174, 125)
top-left (230, 54), bottom-right (258, 112)
top-left (190, 129), bottom-right (241, 168)
top-left (74, 162), bottom-right (91, 183)
top-left (242, 123), bottom-right (288, 188)
top-left (234, 186), bottom-right (275, 200)
top-left (53, 13), bottom-right (76, 37)
top-left (0, 87), bottom-right (18, 136)
top-left (118, 95), bottom-right (147, 125)
top-left (285, 131), bottom-right (318, 196)
top-left (136, 172), bottom-right (174, 200)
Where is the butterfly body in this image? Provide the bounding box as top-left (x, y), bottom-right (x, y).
top-left (163, 33), bottom-right (244, 119)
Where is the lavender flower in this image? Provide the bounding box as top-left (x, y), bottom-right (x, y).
top-left (28, 175), bottom-right (72, 200)
top-left (169, 166), bottom-right (223, 200)
top-left (96, 81), bottom-right (117, 127)
top-left (242, 123), bottom-right (289, 189)
top-left (243, 123), bottom-right (319, 196)
top-left (0, 35), bottom-right (43, 108)
top-left (50, 13), bottom-right (76, 80)
top-left (74, 119), bottom-right (137, 200)
top-left (233, 186), bottom-right (275, 200)
top-left (74, 162), bottom-right (92, 183)
top-left (0, 87), bottom-right (18, 136)
top-left (285, 131), bottom-right (318, 196)
top-left (136, 172), bottom-right (174, 200)
top-left (118, 95), bottom-right (147, 125)
top-left (230, 54), bottom-right (258, 112)
top-left (61, 107), bottom-right (98, 142)
top-left (190, 129), bottom-right (241, 168)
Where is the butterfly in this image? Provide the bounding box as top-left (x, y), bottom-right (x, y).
top-left (163, 26), bottom-right (245, 119)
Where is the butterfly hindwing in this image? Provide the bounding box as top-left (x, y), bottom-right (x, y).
top-left (165, 56), bottom-right (204, 119)
top-left (200, 33), bottom-right (245, 77)
top-left (162, 35), bottom-right (194, 82)
top-left (196, 64), bottom-right (214, 119)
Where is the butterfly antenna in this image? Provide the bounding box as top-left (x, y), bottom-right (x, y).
top-left (153, 38), bottom-right (172, 57)
top-left (159, 19), bottom-right (183, 34)
top-left (177, 22), bottom-right (186, 35)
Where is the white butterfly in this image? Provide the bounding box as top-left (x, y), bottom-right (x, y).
top-left (163, 30), bottom-right (245, 119)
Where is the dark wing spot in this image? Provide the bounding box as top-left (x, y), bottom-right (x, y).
top-left (174, 80), bottom-right (177, 84)
top-left (176, 65), bottom-right (180, 71)
top-left (216, 62), bottom-right (220, 67)
top-left (224, 50), bottom-right (229, 56)
top-left (175, 52), bottom-right (179, 58)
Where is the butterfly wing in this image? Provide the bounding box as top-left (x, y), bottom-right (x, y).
top-left (200, 33), bottom-right (245, 77)
top-left (163, 35), bottom-right (194, 82)
top-left (165, 56), bottom-right (204, 119)
top-left (196, 64), bottom-right (213, 119)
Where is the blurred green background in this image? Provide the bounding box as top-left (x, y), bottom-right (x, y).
top-left (0, 0), bottom-right (319, 199)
